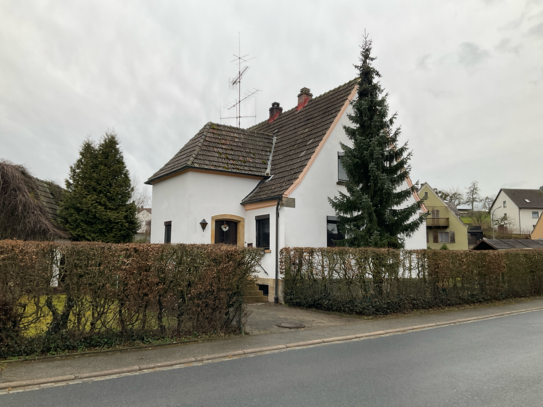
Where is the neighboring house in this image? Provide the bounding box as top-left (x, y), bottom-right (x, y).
top-left (135, 208), bottom-right (152, 242)
top-left (489, 188), bottom-right (543, 234)
top-left (532, 214), bottom-right (543, 240)
top-left (0, 160), bottom-right (69, 241)
top-left (472, 238), bottom-right (543, 250)
top-left (419, 183), bottom-right (468, 250)
top-left (146, 81), bottom-right (427, 301)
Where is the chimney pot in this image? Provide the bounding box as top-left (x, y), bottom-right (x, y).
top-left (297, 87), bottom-right (313, 111)
top-left (268, 102), bottom-right (283, 123)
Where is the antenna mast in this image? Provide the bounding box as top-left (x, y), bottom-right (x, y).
top-left (220, 33), bottom-right (260, 127)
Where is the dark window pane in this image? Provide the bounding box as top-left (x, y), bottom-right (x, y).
top-left (256, 218), bottom-right (270, 249)
top-left (327, 219), bottom-right (343, 247)
top-left (164, 224), bottom-right (172, 244)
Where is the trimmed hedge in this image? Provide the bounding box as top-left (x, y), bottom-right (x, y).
top-left (281, 247), bottom-right (543, 315)
top-left (0, 241), bottom-right (261, 358)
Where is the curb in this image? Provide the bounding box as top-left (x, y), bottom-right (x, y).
top-left (2, 305), bottom-right (543, 391)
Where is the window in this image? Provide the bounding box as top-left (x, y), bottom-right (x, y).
top-left (256, 215), bottom-right (270, 250)
top-left (338, 153), bottom-right (348, 182)
top-left (438, 232), bottom-right (450, 243)
top-left (525, 199), bottom-right (531, 203)
top-left (504, 213), bottom-right (507, 219)
top-left (164, 221), bottom-right (172, 244)
top-left (424, 192), bottom-right (428, 199)
top-left (532, 211), bottom-right (539, 219)
top-left (503, 201), bottom-right (507, 208)
top-left (327, 216), bottom-right (344, 247)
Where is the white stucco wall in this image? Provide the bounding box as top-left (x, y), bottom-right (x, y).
top-left (491, 191), bottom-right (543, 234)
top-left (245, 205), bottom-right (277, 280)
top-left (520, 208), bottom-right (542, 233)
top-left (285, 105), bottom-right (426, 250)
top-left (150, 171), bottom-right (260, 244)
top-left (491, 190), bottom-right (517, 232)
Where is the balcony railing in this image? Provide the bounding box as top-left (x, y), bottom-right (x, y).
top-left (426, 218), bottom-right (449, 228)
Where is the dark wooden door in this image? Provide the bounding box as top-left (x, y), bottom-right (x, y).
top-left (215, 221), bottom-right (238, 245)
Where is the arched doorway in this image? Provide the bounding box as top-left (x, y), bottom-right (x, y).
top-left (210, 214), bottom-right (245, 247)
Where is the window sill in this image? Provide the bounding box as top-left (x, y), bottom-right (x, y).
top-left (337, 181), bottom-right (347, 186)
top-left (264, 249), bottom-right (271, 253)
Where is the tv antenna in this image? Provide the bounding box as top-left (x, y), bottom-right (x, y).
top-left (220, 33), bottom-right (260, 128)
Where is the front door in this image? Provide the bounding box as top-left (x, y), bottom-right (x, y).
top-left (215, 220), bottom-right (238, 245)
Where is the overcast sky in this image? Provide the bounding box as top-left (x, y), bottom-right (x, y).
top-left (1, 0), bottom-right (542, 203)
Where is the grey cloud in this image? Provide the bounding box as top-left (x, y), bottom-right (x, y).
top-left (495, 38), bottom-right (522, 55)
top-left (1, 0), bottom-right (542, 202)
top-left (527, 22), bottom-right (543, 37)
top-left (458, 42), bottom-right (491, 69)
top-left (416, 54), bottom-right (431, 70)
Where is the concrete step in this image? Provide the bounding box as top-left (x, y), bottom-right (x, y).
top-left (245, 295), bottom-right (268, 304)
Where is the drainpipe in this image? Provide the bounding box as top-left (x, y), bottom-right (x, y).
top-left (274, 198), bottom-right (281, 304)
top-left (518, 208), bottom-right (521, 234)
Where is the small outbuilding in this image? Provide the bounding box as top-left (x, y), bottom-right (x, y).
top-left (471, 238), bottom-right (543, 250)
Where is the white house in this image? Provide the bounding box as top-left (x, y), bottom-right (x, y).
top-left (489, 188), bottom-right (543, 234)
top-left (146, 81), bottom-right (427, 302)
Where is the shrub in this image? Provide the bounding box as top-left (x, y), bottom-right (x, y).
top-left (0, 240), bottom-right (261, 358)
top-left (281, 247), bottom-right (543, 315)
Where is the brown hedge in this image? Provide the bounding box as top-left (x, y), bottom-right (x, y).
top-left (281, 247), bottom-right (543, 315)
top-left (0, 241), bottom-right (262, 358)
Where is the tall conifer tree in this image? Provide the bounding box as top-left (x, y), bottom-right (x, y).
top-left (59, 132), bottom-right (139, 242)
top-left (328, 34), bottom-right (425, 248)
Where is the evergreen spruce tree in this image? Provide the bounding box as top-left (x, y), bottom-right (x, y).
top-left (59, 132), bottom-right (139, 243)
top-left (328, 34), bottom-right (425, 249)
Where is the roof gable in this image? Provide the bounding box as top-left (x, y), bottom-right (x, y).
top-left (420, 183), bottom-right (467, 228)
top-left (146, 123), bottom-right (274, 184)
top-left (492, 188), bottom-right (543, 210)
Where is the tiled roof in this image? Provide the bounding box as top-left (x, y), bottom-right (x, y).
top-left (473, 238), bottom-right (543, 250)
top-left (241, 79), bottom-right (358, 204)
top-left (445, 201), bottom-right (461, 217)
top-left (146, 123), bottom-right (274, 184)
top-left (501, 189), bottom-right (543, 209)
top-left (34, 179), bottom-right (60, 221)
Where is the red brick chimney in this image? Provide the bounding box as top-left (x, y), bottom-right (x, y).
top-left (268, 102), bottom-right (283, 123)
top-left (296, 87), bottom-right (313, 111)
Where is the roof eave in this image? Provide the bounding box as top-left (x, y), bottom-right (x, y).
top-left (146, 166), bottom-right (267, 185)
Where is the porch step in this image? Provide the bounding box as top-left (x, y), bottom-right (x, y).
top-left (244, 284), bottom-right (268, 303)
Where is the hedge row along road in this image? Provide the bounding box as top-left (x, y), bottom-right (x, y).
top-left (0, 241), bottom-right (262, 358)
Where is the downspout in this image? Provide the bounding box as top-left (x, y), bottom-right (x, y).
top-left (275, 197), bottom-right (281, 304)
top-left (519, 207), bottom-right (521, 234)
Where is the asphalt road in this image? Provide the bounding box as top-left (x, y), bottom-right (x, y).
top-left (3, 311), bottom-right (543, 407)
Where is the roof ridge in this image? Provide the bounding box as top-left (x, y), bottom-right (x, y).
top-left (249, 78), bottom-right (358, 130)
top-left (208, 121), bottom-right (274, 137)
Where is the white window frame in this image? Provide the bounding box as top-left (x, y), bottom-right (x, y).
top-left (532, 211), bottom-right (539, 219)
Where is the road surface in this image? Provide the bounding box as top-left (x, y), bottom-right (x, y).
top-left (2, 310), bottom-right (543, 406)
